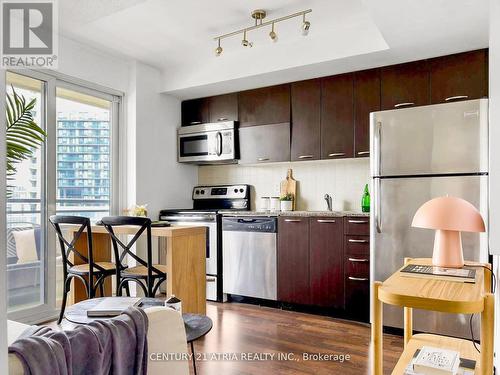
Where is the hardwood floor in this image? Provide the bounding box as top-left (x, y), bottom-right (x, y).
top-left (45, 301), bottom-right (403, 374)
top-left (190, 302), bottom-right (403, 375)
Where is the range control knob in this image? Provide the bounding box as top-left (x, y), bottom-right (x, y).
top-left (234, 188), bottom-right (238, 193)
top-left (239, 188), bottom-right (244, 193)
top-left (195, 190), bottom-right (199, 195)
top-left (200, 190), bottom-right (205, 195)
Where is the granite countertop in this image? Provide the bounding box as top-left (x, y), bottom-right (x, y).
top-left (220, 210), bottom-right (369, 218)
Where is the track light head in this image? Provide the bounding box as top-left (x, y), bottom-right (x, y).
top-left (302, 14), bottom-right (310, 35)
top-left (269, 23), bottom-right (278, 42)
top-left (242, 30), bottom-right (253, 47)
top-left (215, 39), bottom-right (223, 56)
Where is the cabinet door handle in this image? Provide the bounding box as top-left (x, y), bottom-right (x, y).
top-left (357, 151), bottom-right (370, 156)
top-left (348, 276), bottom-right (369, 281)
top-left (298, 155), bottom-right (314, 159)
top-left (348, 257), bottom-right (369, 263)
top-left (328, 152), bottom-right (346, 157)
top-left (348, 220), bottom-right (368, 224)
top-left (189, 121), bottom-right (202, 125)
top-left (317, 219), bottom-right (336, 223)
top-left (217, 118), bottom-right (228, 122)
top-left (445, 95), bottom-right (469, 102)
top-left (284, 219), bottom-right (302, 223)
top-left (206, 277), bottom-right (217, 282)
top-left (257, 157), bottom-right (269, 162)
top-left (394, 102), bottom-right (415, 108)
top-left (348, 239), bottom-right (369, 243)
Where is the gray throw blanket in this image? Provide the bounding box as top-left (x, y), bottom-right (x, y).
top-left (8, 307), bottom-right (148, 375)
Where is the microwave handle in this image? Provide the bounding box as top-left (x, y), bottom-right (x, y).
top-left (216, 132), bottom-right (223, 156)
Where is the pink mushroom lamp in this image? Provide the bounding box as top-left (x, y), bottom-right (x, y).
top-left (411, 197), bottom-right (485, 268)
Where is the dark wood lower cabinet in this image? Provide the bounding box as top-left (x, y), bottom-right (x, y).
top-left (277, 217), bottom-right (310, 305)
top-left (343, 216), bottom-right (370, 322)
top-left (278, 216), bottom-right (369, 321)
top-left (309, 217), bottom-right (344, 308)
top-left (344, 272), bottom-right (370, 322)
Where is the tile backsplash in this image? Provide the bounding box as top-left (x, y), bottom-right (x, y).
top-left (198, 158), bottom-right (370, 211)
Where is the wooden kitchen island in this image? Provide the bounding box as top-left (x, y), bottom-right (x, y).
top-left (65, 224), bottom-right (207, 314)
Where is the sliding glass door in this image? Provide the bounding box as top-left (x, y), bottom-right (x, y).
top-left (6, 72), bottom-right (49, 316)
top-left (54, 85), bottom-right (116, 306)
top-left (5, 71), bottom-right (120, 323)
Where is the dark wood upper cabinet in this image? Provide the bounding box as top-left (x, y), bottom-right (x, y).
top-left (321, 73), bottom-right (354, 159)
top-left (239, 123), bottom-right (290, 164)
top-left (429, 49), bottom-right (488, 104)
top-left (278, 217), bottom-right (310, 305)
top-left (208, 93), bottom-right (238, 123)
top-left (291, 79), bottom-right (321, 161)
top-left (354, 69), bottom-right (380, 158)
top-left (238, 84), bottom-right (290, 127)
top-left (381, 61), bottom-right (430, 110)
top-left (181, 98), bottom-right (209, 126)
top-left (309, 217), bottom-right (344, 308)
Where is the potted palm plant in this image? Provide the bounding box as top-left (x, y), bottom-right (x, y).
top-left (5, 87), bottom-right (46, 197)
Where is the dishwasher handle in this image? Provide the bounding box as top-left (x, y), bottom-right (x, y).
top-left (222, 217), bottom-right (277, 233)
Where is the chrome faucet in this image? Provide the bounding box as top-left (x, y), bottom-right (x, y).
top-left (324, 194), bottom-right (333, 211)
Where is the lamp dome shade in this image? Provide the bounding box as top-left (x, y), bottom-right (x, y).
top-left (412, 196), bottom-right (485, 233)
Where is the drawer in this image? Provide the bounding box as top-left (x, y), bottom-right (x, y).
top-left (345, 235), bottom-right (369, 256)
top-left (345, 275), bottom-right (370, 322)
top-left (345, 256), bottom-right (370, 279)
top-left (344, 216), bottom-right (369, 235)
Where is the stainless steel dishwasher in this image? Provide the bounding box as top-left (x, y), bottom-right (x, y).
top-left (222, 217), bottom-right (277, 301)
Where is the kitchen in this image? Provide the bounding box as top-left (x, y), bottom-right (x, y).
top-left (168, 49), bottom-right (488, 329)
top-left (3, 1), bottom-right (500, 374)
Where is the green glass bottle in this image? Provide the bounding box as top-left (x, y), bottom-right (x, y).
top-left (361, 184), bottom-right (370, 213)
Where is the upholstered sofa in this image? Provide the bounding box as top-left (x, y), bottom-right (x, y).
top-left (8, 306), bottom-right (189, 375)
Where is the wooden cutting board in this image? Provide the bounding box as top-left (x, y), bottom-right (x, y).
top-left (280, 169), bottom-right (297, 210)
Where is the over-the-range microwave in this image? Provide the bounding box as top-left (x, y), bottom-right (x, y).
top-left (177, 121), bottom-right (238, 164)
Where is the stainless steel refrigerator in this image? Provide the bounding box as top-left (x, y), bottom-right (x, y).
top-left (370, 99), bottom-right (489, 338)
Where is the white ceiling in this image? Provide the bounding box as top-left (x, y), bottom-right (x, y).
top-left (59, 0), bottom-right (489, 99)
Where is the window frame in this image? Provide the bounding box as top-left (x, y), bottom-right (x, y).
top-left (6, 69), bottom-right (122, 323)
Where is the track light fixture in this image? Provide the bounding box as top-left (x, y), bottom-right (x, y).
top-left (302, 13), bottom-right (310, 35)
top-left (215, 38), bottom-right (223, 56)
top-left (213, 8), bottom-right (311, 55)
top-left (269, 22), bottom-right (278, 42)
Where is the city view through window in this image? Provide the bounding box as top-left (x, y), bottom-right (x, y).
top-left (56, 88), bottom-right (112, 220)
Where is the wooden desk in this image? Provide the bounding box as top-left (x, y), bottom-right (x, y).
top-left (66, 224), bottom-right (207, 314)
top-left (371, 258), bottom-right (494, 375)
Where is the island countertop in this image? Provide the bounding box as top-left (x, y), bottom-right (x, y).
top-left (64, 223), bottom-right (207, 314)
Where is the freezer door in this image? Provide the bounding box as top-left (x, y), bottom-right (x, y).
top-left (371, 175), bottom-right (488, 338)
top-left (370, 99), bottom-right (488, 177)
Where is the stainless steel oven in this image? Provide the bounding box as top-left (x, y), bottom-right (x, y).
top-left (158, 212), bottom-right (219, 301)
top-left (177, 121), bottom-right (238, 164)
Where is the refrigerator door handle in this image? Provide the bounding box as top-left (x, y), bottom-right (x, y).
top-left (375, 121), bottom-right (382, 176)
top-left (375, 178), bottom-right (382, 233)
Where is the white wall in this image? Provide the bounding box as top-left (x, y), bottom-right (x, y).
top-left (199, 159), bottom-right (370, 212)
top-left (489, 0), bottom-right (500, 369)
top-left (55, 36), bottom-right (131, 93)
top-left (128, 62), bottom-right (198, 218)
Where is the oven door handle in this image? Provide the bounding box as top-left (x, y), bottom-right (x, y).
top-left (159, 216), bottom-right (215, 222)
